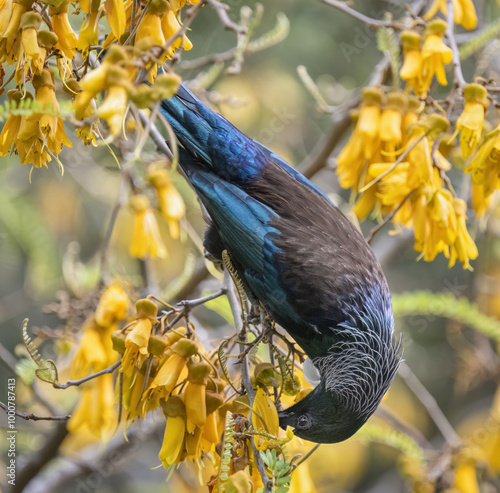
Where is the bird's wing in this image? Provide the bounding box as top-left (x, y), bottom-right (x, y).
top-left (251, 139), bottom-right (335, 206)
top-left (187, 167), bottom-right (305, 330)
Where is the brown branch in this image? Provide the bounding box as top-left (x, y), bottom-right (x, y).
top-left (0, 401), bottom-right (70, 421)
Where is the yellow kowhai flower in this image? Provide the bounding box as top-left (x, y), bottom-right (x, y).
top-left (0, 0), bottom-right (32, 64)
top-left (121, 298), bottom-right (158, 376)
top-left (97, 67), bottom-right (131, 136)
top-left (402, 96), bottom-right (422, 145)
top-left (94, 281), bottom-right (130, 328)
top-left (400, 30), bottom-right (425, 96)
top-left (355, 87), bottom-right (384, 161)
top-left (159, 395), bottom-right (186, 468)
top-left (76, 0), bottom-right (102, 57)
top-left (63, 78), bottom-right (98, 146)
top-left (71, 283), bottom-right (129, 379)
top-left (452, 449), bottom-right (483, 493)
top-left (9, 70), bottom-right (71, 168)
top-left (0, 0), bottom-right (13, 34)
top-left (148, 166), bottom-right (186, 239)
top-left (471, 182), bottom-right (493, 218)
top-left (449, 198), bottom-right (478, 269)
top-left (50, 3), bottom-right (78, 59)
top-left (483, 386), bottom-right (500, 471)
top-left (252, 388), bottom-right (280, 450)
top-left (67, 373), bottom-right (117, 440)
top-left (73, 45), bottom-right (128, 116)
top-left (380, 92), bottom-right (408, 155)
top-left (359, 161), bottom-right (411, 222)
top-left (202, 390), bottom-right (224, 446)
top-left (14, 11), bottom-right (42, 82)
top-left (104, 0), bottom-right (126, 39)
top-left (406, 114), bottom-right (449, 188)
top-left (169, 0), bottom-right (201, 12)
top-left (141, 338), bottom-right (198, 414)
top-left (70, 316), bottom-right (111, 379)
top-left (184, 361), bottom-right (212, 432)
top-left (136, 2), bottom-right (169, 54)
top-left (422, 19), bottom-right (453, 89)
top-left (423, 188), bottom-right (457, 262)
top-left (129, 194), bottom-right (167, 259)
top-left (452, 83), bottom-right (489, 160)
top-left (465, 126), bottom-right (500, 215)
top-left (337, 87), bottom-right (384, 191)
top-left (335, 110), bottom-right (363, 190)
top-left (423, 0), bottom-right (477, 31)
top-left (32, 31), bottom-right (58, 74)
top-left (29, 69), bottom-right (72, 158)
top-left (0, 89), bottom-right (24, 157)
top-left (161, 9), bottom-right (193, 52)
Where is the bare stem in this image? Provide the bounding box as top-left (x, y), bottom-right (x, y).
top-left (366, 189), bottom-right (415, 244)
top-left (398, 362), bottom-right (462, 448)
top-left (224, 270), bottom-right (272, 492)
top-left (54, 361), bottom-right (121, 390)
top-left (445, 0), bottom-right (467, 89)
top-left (321, 0), bottom-right (398, 28)
top-left (0, 401), bottom-right (70, 421)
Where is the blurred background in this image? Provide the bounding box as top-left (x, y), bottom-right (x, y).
top-left (1, 0), bottom-right (500, 491)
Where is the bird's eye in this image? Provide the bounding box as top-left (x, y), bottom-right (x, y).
top-left (296, 415), bottom-right (311, 429)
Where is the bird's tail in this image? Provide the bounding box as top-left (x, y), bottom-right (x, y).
top-left (159, 84), bottom-right (215, 165)
top-left (159, 84), bottom-right (265, 185)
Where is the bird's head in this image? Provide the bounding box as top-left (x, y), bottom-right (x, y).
top-left (278, 382), bottom-right (368, 443)
top-left (278, 329), bottom-right (401, 444)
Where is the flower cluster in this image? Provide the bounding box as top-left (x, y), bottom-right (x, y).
top-left (67, 281), bottom-right (130, 440)
top-left (126, 162), bottom-right (186, 260)
top-left (400, 19), bottom-right (453, 97)
top-left (0, 0), bottom-right (196, 168)
top-left (423, 0), bottom-right (478, 31)
top-left (337, 86), bottom-right (478, 269)
top-left (110, 298), bottom-right (227, 469)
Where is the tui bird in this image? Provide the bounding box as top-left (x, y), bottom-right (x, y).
top-left (159, 84), bottom-right (401, 444)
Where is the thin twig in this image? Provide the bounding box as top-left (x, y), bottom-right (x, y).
top-left (137, 110), bottom-right (173, 159)
top-left (224, 270), bottom-right (272, 492)
top-left (366, 189), bottom-right (415, 244)
top-left (445, 0), bottom-right (467, 89)
top-left (206, 0), bottom-right (247, 33)
top-left (177, 288), bottom-right (227, 309)
top-left (300, 56), bottom-right (391, 178)
top-left (398, 362), bottom-right (462, 448)
top-left (359, 134), bottom-right (426, 193)
top-left (53, 361), bottom-right (121, 389)
top-left (0, 401), bottom-right (70, 421)
top-left (321, 0), bottom-right (399, 28)
top-left (294, 443), bottom-right (321, 468)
